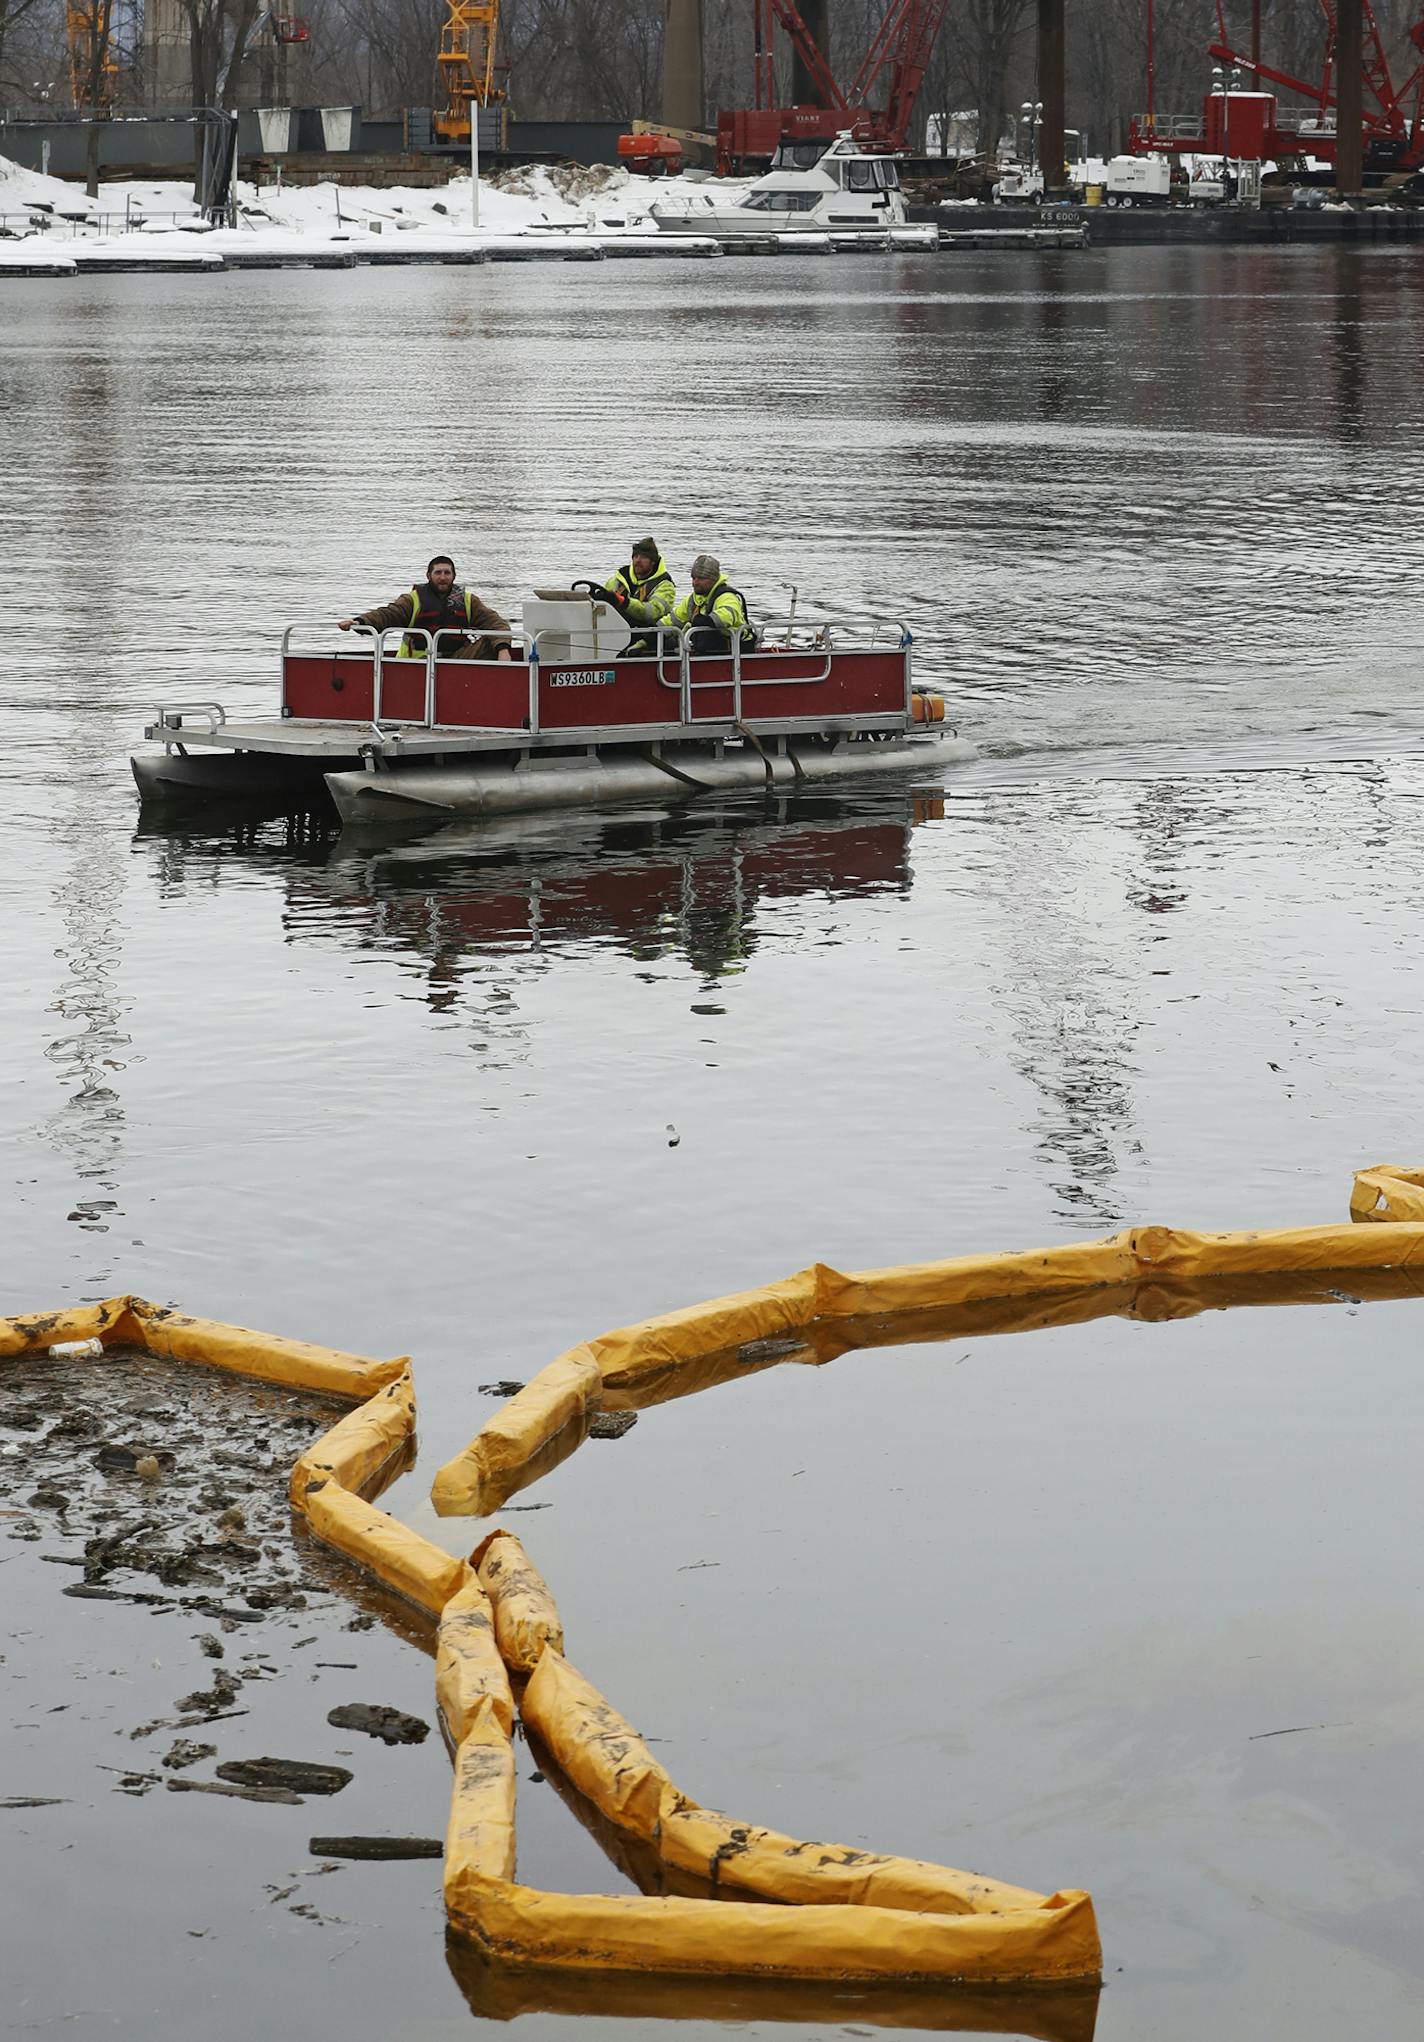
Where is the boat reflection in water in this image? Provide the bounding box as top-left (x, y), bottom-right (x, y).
top-left (137, 791), bottom-right (945, 1001)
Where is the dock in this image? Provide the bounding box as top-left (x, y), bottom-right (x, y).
top-left (0, 214), bottom-right (1096, 278)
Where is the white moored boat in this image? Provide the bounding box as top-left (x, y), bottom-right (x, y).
top-left (652, 133), bottom-right (926, 238)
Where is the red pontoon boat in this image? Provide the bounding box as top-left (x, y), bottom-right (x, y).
top-left (131, 592), bottom-right (973, 831)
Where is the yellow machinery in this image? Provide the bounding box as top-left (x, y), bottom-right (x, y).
top-left (434, 0), bottom-right (504, 143)
top-left (66, 0), bottom-right (120, 110)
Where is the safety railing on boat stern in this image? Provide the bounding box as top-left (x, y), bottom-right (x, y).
top-left (144, 702), bottom-right (228, 746)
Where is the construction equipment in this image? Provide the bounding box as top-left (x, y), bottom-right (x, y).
top-left (717, 0), bottom-right (951, 172)
top-left (620, 118), bottom-right (718, 176)
top-left (66, 0), bottom-right (126, 110)
top-left (618, 133), bottom-right (685, 175)
top-left (434, 0), bottom-right (504, 145)
top-left (1130, 0), bottom-right (1424, 178)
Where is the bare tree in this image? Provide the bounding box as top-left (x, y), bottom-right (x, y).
top-left (948, 0), bottom-right (1033, 156)
top-left (919, 9), bottom-right (969, 152)
top-left (0, 0), bottom-right (50, 92)
top-left (335, 0), bottom-right (438, 111)
top-left (494, 0), bottom-right (663, 119)
top-left (64, 0), bottom-right (116, 193)
top-left (178, 0), bottom-right (260, 110)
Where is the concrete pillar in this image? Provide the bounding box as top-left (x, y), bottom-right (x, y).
top-left (1037, 0), bottom-right (1066, 196)
top-left (662, 0), bottom-right (704, 133)
top-left (142, 0), bottom-right (191, 108)
top-left (1335, 0), bottom-right (1363, 198)
top-left (791, 0), bottom-right (829, 106)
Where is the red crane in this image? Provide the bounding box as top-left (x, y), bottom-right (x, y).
top-left (1212, 0), bottom-right (1424, 158)
top-left (719, 0), bottom-right (950, 172)
top-left (1133, 0), bottom-right (1424, 174)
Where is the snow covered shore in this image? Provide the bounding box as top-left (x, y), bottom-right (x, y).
top-left (0, 150), bottom-right (740, 270)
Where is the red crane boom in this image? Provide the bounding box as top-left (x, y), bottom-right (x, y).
top-left (724, 0), bottom-right (949, 171)
top-left (849, 0), bottom-right (949, 149)
top-left (1133, 0), bottom-right (1424, 175)
top-left (1202, 0), bottom-right (1424, 166)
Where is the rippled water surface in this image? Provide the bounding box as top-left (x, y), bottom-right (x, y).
top-left (3, 245), bottom-right (1424, 2042)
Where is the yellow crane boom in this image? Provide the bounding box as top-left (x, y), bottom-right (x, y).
top-left (67, 0), bottom-right (120, 110)
top-left (434, 0), bottom-right (503, 143)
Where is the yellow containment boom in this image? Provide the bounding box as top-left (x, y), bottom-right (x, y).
top-left (12, 1164), bottom-right (1424, 2005)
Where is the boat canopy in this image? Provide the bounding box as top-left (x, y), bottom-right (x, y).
top-left (743, 150), bottom-right (901, 204)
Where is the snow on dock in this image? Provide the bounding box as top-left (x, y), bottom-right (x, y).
top-left (0, 150), bottom-right (1070, 275)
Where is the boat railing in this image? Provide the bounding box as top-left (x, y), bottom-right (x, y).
top-left (588, 623), bottom-right (839, 724)
top-left (281, 622), bottom-right (534, 731)
top-left (280, 614), bottom-right (912, 734)
top-left (756, 612), bottom-right (911, 653)
top-left (430, 626), bottom-right (531, 731)
top-left (378, 625), bottom-right (529, 724)
top-left (144, 701), bottom-right (228, 741)
top-left (280, 622), bottom-right (385, 723)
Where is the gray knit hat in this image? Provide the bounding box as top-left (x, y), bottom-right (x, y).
top-left (690, 553), bottom-right (720, 579)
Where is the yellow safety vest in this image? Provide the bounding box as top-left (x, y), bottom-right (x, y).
top-left (399, 585), bottom-right (477, 658)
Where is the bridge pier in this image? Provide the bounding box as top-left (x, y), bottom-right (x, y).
top-left (1037, 0), bottom-right (1067, 198)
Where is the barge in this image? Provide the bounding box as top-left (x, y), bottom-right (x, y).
top-left (131, 592), bottom-right (974, 833)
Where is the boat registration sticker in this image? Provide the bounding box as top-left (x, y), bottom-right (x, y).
top-left (549, 668), bottom-right (618, 688)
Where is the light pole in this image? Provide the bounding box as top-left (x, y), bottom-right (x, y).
top-left (1019, 98), bottom-right (1042, 184)
top-left (470, 102), bottom-right (480, 230)
top-left (32, 81), bottom-right (56, 178)
top-left (1212, 64), bottom-right (1232, 204)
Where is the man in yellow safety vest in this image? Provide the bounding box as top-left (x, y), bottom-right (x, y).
top-left (669, 554), bottom-right (756, 656)
top-left (593, 537), bottom-right (677, 658)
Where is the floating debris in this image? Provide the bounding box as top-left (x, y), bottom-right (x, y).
top-left (163, 1739), bottom-right (218, 1771)
top-left (586, 1410), bottom-right (638, 1441)
top-left (95, 1444), bottom-right (176, 1475)
top-left (326, 1702), bottom-right (429, 1746)
top-left (736, 1336), bottom-right (806, 1365)
top-left (167, 1777), bottom-right (302, 1806)
top-left (176, 1668), bottom-right (242, 1717)
top-left (217, 1758), bottom-right (352, 1795)
top-left (308, 1834), bottom-right (443, 1860)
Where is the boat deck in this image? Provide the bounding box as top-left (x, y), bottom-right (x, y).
top-left (150, 712), bottom-right (910, 760)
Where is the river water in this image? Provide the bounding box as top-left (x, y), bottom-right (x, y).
top-left (3, 243), bottom-right (1424, 2041)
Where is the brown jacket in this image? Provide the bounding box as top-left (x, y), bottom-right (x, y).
top-left (356, 585), bottom-right (511, 661)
